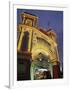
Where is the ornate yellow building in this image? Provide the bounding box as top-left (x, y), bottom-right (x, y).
top-left (17, 13), bottom-right (61, 80)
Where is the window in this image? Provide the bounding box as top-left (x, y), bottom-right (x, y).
top-left (25, 19), bottom-right (33, 26)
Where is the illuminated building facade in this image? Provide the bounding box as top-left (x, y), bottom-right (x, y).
top-left (17, 13), bottom-right (62, 80)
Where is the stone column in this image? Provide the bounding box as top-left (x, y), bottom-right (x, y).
top-left (53, 61), bottom-right (60, 79)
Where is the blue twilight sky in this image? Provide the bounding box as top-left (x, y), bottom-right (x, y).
top-left (17, 9), bottom-right (63, 64)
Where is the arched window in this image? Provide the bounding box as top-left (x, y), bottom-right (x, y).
top-left (21, 31), bottom-right (29, 51)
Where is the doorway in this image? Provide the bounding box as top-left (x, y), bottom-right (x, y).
top-left (30, 53), bottom-right (53, 80)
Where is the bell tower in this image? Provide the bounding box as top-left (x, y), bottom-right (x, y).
top-left (21, 12), bottom-right (38, 27)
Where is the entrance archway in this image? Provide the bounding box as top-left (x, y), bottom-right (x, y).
top-left (30, 52), bottom-right (53, 80)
